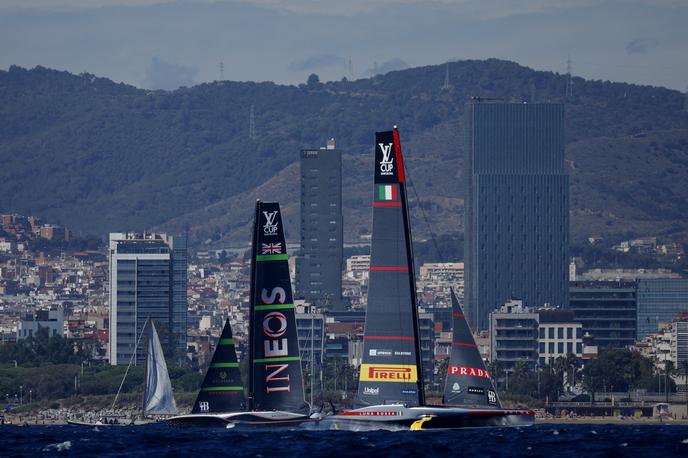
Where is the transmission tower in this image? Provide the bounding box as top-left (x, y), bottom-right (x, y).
top-left (249, 104), bottom-right (256, 140)
top-left (441, 62), bottom-right (453, 91)
top-left (219, 61), bottom-right (224, 81)
top-left (565, 54), bottom-right (573, 98)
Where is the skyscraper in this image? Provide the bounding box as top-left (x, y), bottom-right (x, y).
top-left (109, 232), bottom-right (187, 365)
top-left (296, 138), bottom-right (344, 311)
top-left (464, 102), bottom-right (569, 331)
top-left (637, 278), bottom-right (688, 339)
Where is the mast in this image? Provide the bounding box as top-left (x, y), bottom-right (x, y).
top-left (394, 127), bottom-right (426, 405)
top-left (248, 201), bottom-right (308, 413)
top-left (247, 200), bottom-right (260, 411)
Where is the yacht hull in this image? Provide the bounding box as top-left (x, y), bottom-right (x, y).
top-left (165, 410), bottom-right (311, 428)
top-left (328, 404), bottom-right (534, 431)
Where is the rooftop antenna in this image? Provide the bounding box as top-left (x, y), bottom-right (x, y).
top-left (565, 54), bottom-right (573, 98)
top-left (249, 104), bottom-right (256, 140)
top-left (441, 62), bottom-right (452, 91)
top-left (219, 61), bottom-right (224, 81)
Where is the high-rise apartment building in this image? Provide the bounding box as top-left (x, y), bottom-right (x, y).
top-left (109, 232), bottom-right (187, 365)
top-left (296, 138), bottom-right (344, 310)
top-left (465, 102), bottom-right (569, 331)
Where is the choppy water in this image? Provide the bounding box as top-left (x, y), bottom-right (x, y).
top-left (1, 424), bottom-right (687, 457)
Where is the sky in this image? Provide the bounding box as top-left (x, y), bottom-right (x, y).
top-left (0, 0), bottom-right (686, 91)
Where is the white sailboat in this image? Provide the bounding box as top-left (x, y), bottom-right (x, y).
top-left (68, 319), bottom-right (177, 426)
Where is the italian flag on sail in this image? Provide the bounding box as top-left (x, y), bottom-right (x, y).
top-left (378, 184), bottom-right (398, 201)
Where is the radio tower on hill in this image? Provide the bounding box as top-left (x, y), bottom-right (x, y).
top-left (441, 62), bottom-right (453, 91)
top-left (249, 104), bottom-right (256, 140)
top-left (219, 61), bottom-right (224, 81)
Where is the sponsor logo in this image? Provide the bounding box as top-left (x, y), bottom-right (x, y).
top-left (448, 365), bottom-right (490, 379)
top-left (369, 349), bottom-right (392, 357)
top-left (260, 286), bottom-right (290, 393)
top-left (199, 401), bottom-right (209, 412)
top-left (341, 411), bottom-right (399, 417)
top-left (363, 386), bottom-right (380, 396)
top-left (262, 211), bottom-right (279, 236)
top-left (219, 371), bottom-right (227, 380)
top-left (394, 351), bottom-right (411, 356)
top-left (487, 389), bottom-right (497, 405)
top-left (401, 389), bottom-right (417, 395)
top-left (360, 364), bottom-right (418, 383)
top-left (261, 242), bottom-right (282, 254)
top-left (451, 382), bottom-right (461, 393)
top-left (467, 386), bottom-right (485, 395)
top-left (378, 142), bottom-right (394, 176)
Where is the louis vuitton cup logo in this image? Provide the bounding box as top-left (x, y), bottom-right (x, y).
top-left (262, 211), bottom-right (279, 236)
top-left (378, 143), bottom-right (394, 176)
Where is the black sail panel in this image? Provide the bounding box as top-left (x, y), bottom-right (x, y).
top-left (191, 319), bottom-right (245, 414)
top-left (356, 129), bottom-right (424, 408)
top-left (443, 289), bottom-right (501, 408)
top-left (249, 201), bottom-right (308, 414)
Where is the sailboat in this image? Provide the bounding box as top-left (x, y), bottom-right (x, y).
top-left (68, 319), bottom-right (177, 426)
top-left (329, 127), bottom-right (534, 430)
top-left (168, 201), bottom-right (311, 427)
top-left (165, 318), bottom-right (246, 426)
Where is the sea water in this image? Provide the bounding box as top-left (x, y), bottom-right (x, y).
top-left (1, 424), bottom-right (687, 457)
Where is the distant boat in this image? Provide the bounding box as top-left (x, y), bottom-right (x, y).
top-left (68, 319), bottom-right (177, 426)
top-left (329, 127), bottom-right (534, 431)
top-left (167, 201), bottom-right (312, 427)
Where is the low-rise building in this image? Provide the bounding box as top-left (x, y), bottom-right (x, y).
top-left (17, 306), bottom-right (64, 339)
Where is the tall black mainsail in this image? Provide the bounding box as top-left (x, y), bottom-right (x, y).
top-left (356, 128), bottom-right (425, 407)
top-left (443, 289), bottom-right (501, 408)
top-left (248, 201), bottom-right (308, 414)
top-left (191, 319), bottom-right (245, 414)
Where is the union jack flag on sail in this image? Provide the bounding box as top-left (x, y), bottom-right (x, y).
top-left (261, 243), bottom-right (282, 254)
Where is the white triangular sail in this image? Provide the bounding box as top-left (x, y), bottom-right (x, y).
top-left (143, 321), bottom-right (178, 415)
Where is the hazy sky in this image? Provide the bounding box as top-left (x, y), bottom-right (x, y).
top-left (1, 0), bottom-right (686, 90)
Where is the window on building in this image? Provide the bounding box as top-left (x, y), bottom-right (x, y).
top-left (567, 328), bottom-right (573, 339)
top-left (548, 328), bottom-right (554, 339)
top-left (576, 328), bottom-right (582, 338)
top-left (558, 328), bottom-right (564, 339)
top-left (576, 343), bottom-right (582, 354)
top-left (549, 343), bottom-right (554, 353)
top-left (558, 343), bottom-right (564, 354)
top-left (539, 343), bottom-right (545, 353)
top-left (539, 328), bottom-right (545, 338)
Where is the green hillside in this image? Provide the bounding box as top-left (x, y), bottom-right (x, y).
top-left (0, 60), bottom-right (686, 247)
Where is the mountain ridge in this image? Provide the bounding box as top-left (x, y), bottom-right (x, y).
top-left (1, 60), bottom-right (687, 248)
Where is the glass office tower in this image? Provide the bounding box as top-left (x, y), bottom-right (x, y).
top-left (464, 102), bottom-right (569, 331)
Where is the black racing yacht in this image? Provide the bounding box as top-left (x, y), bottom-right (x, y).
top-left (168, 201), bottom-right (311, 427)
top-left (329, 127), bottom-right (534, 431)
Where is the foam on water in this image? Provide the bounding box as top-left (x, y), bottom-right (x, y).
top-left (2, 424), bottom-right (687, 457)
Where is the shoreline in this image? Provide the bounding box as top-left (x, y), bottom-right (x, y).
top-left (2, 415), bottom-right (688, 427)
top-left (536, 416), bottom-right (688, 425)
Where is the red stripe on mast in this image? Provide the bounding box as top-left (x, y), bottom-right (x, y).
top-left (393, 127), bottom-right (405, 183)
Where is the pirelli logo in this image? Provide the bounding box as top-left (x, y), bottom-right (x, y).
top-left (360, 364), bottom-right (418, 382)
